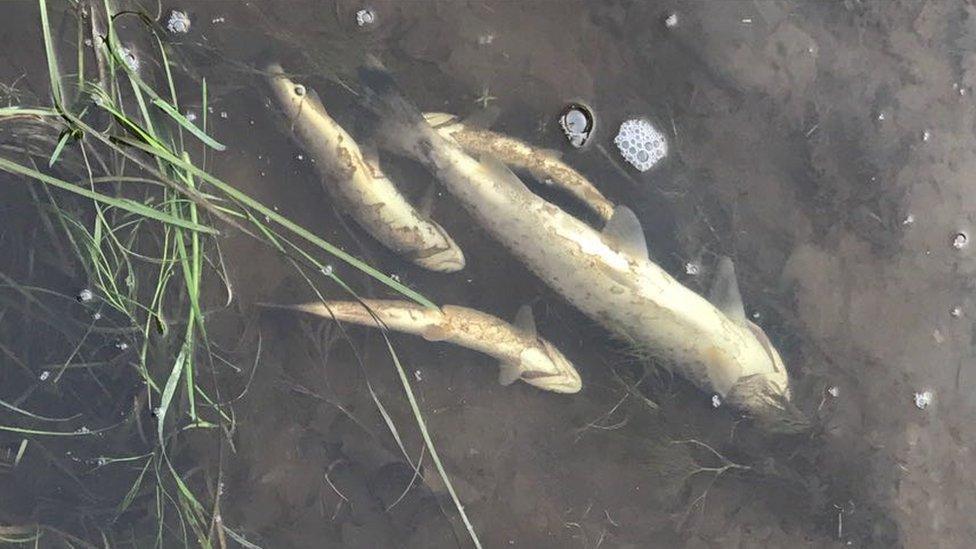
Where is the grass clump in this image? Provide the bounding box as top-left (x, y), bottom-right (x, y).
top-left (0, 1), bottom-right (481, 547)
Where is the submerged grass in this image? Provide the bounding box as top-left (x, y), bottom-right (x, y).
top-left (0, 0), bottom-right (478, 546)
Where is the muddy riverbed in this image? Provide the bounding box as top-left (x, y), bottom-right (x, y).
top-left (2, 1), bottom-right (975, 547)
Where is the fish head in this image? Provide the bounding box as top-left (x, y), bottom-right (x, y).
top-left (413, 244), bottom-right (466, 272)
top-left (725, 372), bottom-right (809, 434)
top-left (264, 63), bottom-right (329, 121)
top-left (515, 340), bottom-right (582, 394)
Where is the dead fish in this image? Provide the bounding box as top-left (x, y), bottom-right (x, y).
top-left (265, 62), bottom-right (464, 272)
top-left (424, 111), bottom-right (615, 223)
top-left (272, 299), bottom-right (582, 394)
top-left (356, 58), bottom-right (797, 427)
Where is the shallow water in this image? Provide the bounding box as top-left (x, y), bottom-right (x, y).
top-left (2, 0), bottom-right (976, 547)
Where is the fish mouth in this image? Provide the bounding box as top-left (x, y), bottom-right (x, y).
top-left (411, 244), bottom-right (465, 272)
top-left (521, 340), bottom-right (582, 394)
top-left (520, 369), bottom-right (582, 394)
top-left (725, 373), bottom-right (808, 433)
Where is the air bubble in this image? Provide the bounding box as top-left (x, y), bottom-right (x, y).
top-left (614, 118), bottom-right (667, 172)
top-left (952, 232), bottom-right (968, 249)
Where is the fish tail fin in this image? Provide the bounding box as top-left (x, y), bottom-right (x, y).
top-left (356, 55), bottom-right (432, 153)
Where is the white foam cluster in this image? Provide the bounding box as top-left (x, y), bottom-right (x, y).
top-left (614, 118), bottom-right (667, 172)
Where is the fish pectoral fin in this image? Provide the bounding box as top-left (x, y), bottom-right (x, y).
top-left (423, 111), bottom-right (460, 128)
top-left (498, 361), bottom-right (522, 386)
top-left (480, 155), bottom-right (532, 193)
top-left (601, 205), bottom-right (650, 261)
top-left (421, 324), bottom-right (450, 342)
top-left (708, 256), bottom-right (747, 322)
top-left (513, 304), bottom-right (538, 336)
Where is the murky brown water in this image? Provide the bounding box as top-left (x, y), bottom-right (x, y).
top-left (3, 1), bottom-right (976, 547)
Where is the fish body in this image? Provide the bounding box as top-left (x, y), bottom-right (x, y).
top-left (280, 300), bottom-right (582, 394)
top-left (265, 63), bottom-right (464, 272)
top-left (425, 112), bottom-right (616, 223)
top-left (359, 62), bottom-right (793, 422)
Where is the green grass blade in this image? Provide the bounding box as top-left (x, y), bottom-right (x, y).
top-left (0, 157), bottom-right (217, 234)
top-left (118, 137), bottom-right (434, 307)
top-left (156, 344), bottom-right (187, 444)
top-left (222, 527), bottom-right (263, 549)
top-left (48, 130), bottom-right (71, 167)
top-left (150, 98), bottom-right (225, 151)
top-left (0, 107), bottom-right (59, 117)
top-left (37, 0), bottom-right (63, 109)
top-left (116, 456), bottom-right (153, 518)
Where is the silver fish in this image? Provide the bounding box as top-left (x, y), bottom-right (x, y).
top-left (276, 299), bottom-right (582, 394)
top-left (266, 63), bottom-right (465, 272)
top-left (357, 59), bottom-right (796, 425)
top-left (424, 112), bottom-right (616, 222)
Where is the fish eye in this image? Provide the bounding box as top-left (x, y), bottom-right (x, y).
top-left (293, 84), bottom-right (306, 97)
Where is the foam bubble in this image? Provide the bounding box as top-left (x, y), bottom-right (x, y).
top-left (614, 119), bottom-right (667, 171)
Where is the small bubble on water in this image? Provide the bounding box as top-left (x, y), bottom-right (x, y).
top-left (952, 231), bottom-right (968, 249)
top-left (115, 341), bottom-right (129, 351)
top-left (827, 385), bottom-right (840, 398)
top-left (390, 273), bottom-right (401, 282)
top-left (320, 264), bottom-right (334, 276)
top-left (166, 10), bottom-right (191, 34)
top-left (296, 153), bottom-right (304, 160)
top-left (77, 288), bottom-right (94, 302)
top-left (684, 262), bottom-right (700, 275)
top-left (414, 370), bottom-right (423, 382)
top-left (876, 111), bottom-right (886, 121)
top-left (902, 213), bottom-right (915, 226)
top-left (913, 390), bottom-right (933, 410)
top-left (74, 426), bottom-right (91, 434)
top-left (921, 129), bottom-right (931, 142)
top-left (951, 306), bottom-right (963, 318)
top-left (356, 8), bottom-right (376, 27)
top-left (711, 394), bottom-right (722, 408)
top-left (663, 12), bottom-right (678, 28)
top-left (95, 456), bottom-right (109, 466)
top-left (219, 111), bottom-right (228, 119)
top-left (39, 370), bottom-right (50, 381)
top-left (185, 111), bottom-right (197, 122)
top-left (92, 311), bottom-right (102, 320)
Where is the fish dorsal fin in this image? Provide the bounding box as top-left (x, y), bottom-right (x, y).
top-left (480, 155), bottom-right (531, 193)
top-left (423, 112), bottom-right (459, 128)
top-left (461, 105), bottom-right (501, 129)
top-left (708, 256), bottom-right (746, 323)
top-left (513, 304), bottom-right (537, 336)
top-left (601, 205), bottom-right (649, 261)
